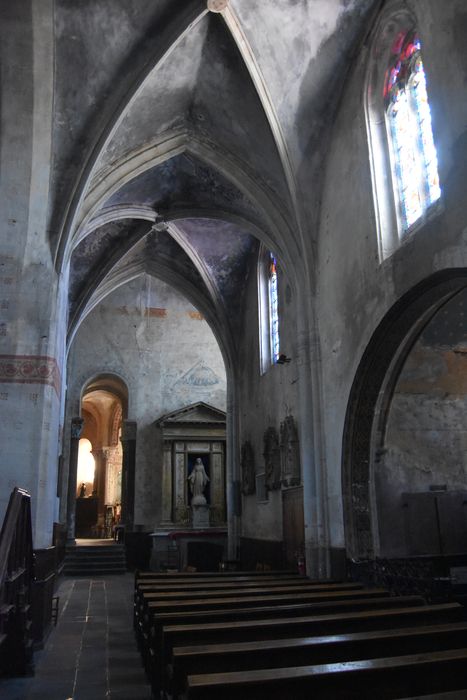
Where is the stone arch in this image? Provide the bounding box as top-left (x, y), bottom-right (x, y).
top-left (81, 373), bottom-right (129, 420)
top-left (342, 269), bottom-right (467, 560)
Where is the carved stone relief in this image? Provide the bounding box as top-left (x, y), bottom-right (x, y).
top-left (263, 427), bottom-right (281, 491)
top-left (241, 440), bottom-right (255, 496)
top-left (280, 415), bottom-right (301, 487)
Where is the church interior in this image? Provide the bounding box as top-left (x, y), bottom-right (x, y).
top-left (1, 0), bottom-right (467, 697)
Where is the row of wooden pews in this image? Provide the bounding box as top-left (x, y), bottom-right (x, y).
top-left (134, 569), bottom-right (467, 699)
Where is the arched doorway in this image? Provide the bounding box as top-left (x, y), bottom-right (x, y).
top-left (342, 269), bottom-right (467, 560)
top-left (75, 375), bottom-right (128, 538)
top-left (376, 287), bottom-right (467, 558)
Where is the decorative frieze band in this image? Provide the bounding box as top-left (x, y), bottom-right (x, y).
top-left (0, 354), bottom-right (61, 396)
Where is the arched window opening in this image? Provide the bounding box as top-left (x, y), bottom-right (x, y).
top-left (384, 32), bottom-right (440, 233)
top-left (365, 9), bottom-right (442, 261)
top-left (258, 247), bottom-right (281, 373)
top-left (268, 253), bottom-right (280, 364)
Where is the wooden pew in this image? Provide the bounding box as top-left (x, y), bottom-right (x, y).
top-left (140, 589), bottom-right (394, 689)
top-left (148, 595), bottom-right (426, 690)
top-left (134, 581), bottom-right (367, 643)
top-left (135, 582), bottom-right (367, 638)
top-left (135, 579), bottom-right (358, 614)
top-left (134, 574), bottom-right (346, 625)
top-left (137, 576), bottom-right (320, 591)
top-left (137, 587), bottom-right (388, 673)
top-left (134, 576), bottom-right (311, 626)
top-left (134, 578), bottom-right (334, 621)
top-left (150, 594), bottom-right (425, 647)
top-left (157, 604), bottom-right (465, 699)
top-left (139, 580), bottom-right (363, 602)
top-left (171, 621), bottom-right (467, 698)
top-left (145, 587), bottom-right (388, 616)
top-left (136, 569), bottom-right (297, 579)
top-left (161, 602), bottom-right (465, 657)
top-left (184, 647), bottom-right (467, 700)
top-left (400, 691), bottom-right (467, 699)
top-left (134, 572), bottom-right (467, 700)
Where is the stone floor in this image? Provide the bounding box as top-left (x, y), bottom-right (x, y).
top-left (0, 574), bottom-right (152, 700)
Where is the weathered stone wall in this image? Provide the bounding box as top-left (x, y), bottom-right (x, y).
top-left (0, 1), bottom-right (64, 548)
top-left (65, 274), bottom-right (226, 530)
top-left (238, 258), bottom-right (300, 543)
top-left (2, 0), bottom-right (467, 568)
top-left (376, 288), bottom-right (467, 556)
top-left (316, 0), bottom-right (467, 555)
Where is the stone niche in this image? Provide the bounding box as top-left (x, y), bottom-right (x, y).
top-left (157, 402), bottom-right (226, 528)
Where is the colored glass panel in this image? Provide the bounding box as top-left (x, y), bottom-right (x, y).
top-left (268, 255), bottom-right (280, 364)
top-left (411, 57), bottom-right (441, 204)
top-left (385, 34), bottom-right (440, 232)
top-left (389, 86), bottom-right (422, 227)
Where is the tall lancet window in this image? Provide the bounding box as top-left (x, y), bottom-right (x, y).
top-left (384, 32), bottom-right (440, 232)
top-left (258, 247), bottom-right (281, 373)
top-left (268, 253), bottom-right (280, 364)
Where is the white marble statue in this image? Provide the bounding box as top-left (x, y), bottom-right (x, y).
top-left (188, 458), bottom-right (210, 505)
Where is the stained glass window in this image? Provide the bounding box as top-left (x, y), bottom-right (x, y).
top-left (385, 33), bottom-right (440, 232)
top-left (268, 253), bottom-right (280, 364)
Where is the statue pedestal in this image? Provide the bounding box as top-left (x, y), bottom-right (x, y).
top-left (192, 504), bottom-right (210, 529)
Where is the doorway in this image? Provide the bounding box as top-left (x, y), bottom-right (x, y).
top-left (76, 375), bottom-right (128, 538)
top-left (342, 270), bottom-right (467, 559)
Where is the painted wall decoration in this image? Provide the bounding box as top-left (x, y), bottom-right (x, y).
top-left (0, 354), bottom-right (61, 396)
top-left (174, 360), bottom-right (221, 387)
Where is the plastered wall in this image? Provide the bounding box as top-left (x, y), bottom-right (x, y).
top-left (376, 288), bottom-right (467, 556)
top-left (316, 0), bottom-right (467, 552)
top-left (237, 260), bottom-right (300, 542)
top-left (65, 274), bottom-right (226, 530)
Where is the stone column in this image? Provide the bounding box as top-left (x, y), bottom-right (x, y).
top-left (121, 420), bottom-right (137, 531)
top-left (226, 381), bottom-right (240, 560)
top-left (0, 1), bottom-right (60, 549)
top-left (161, 440), bottom-right (174, 525)
top-left (296, 298), bottom-right (331, 580)
top-left (66, 417), bottom-right (84, 544)
top-left (93, 446), bottom-right (106, 527)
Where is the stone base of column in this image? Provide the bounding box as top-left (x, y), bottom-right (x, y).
top-left (305, 543), bottom-right (331, 580)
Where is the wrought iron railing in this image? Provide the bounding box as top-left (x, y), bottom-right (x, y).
top-left (349, 556), bottom-right (452, 602)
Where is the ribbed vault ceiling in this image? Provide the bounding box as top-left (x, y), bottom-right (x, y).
top-left (55, 0), bottom-right (377, 354)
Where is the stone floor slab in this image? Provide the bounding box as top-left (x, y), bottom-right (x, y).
top-left (0, 574), bottom-right (152, 700)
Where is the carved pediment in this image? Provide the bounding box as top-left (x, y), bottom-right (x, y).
top-left (157, 402), bottom-right (226, 427)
